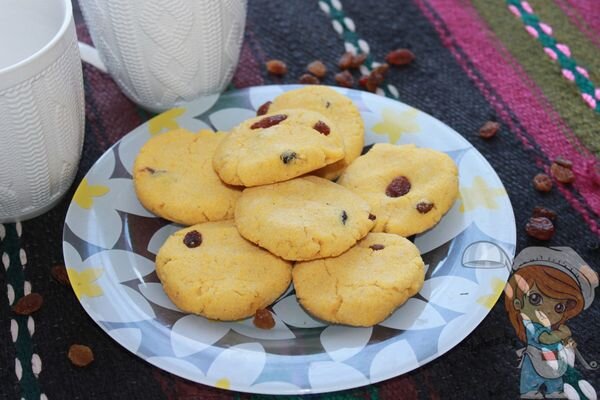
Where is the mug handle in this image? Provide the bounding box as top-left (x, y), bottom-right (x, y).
top-left (78, 41), bottom-right (107, 73)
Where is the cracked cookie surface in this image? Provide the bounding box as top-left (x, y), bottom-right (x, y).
top-left (134, 129), bottom-right (242, 225)
top-left (155, 220), bottom-right (292, 321)
top-left (234, 176), bottom-right (375, 261)
top-left (269, 86), bottom-right (364, 180)
top-left (212, 108), bottom-right (345, 187)
top-left (337, 143), bottom-right (459, 237)
top-left (293, 232), bottom-right (425, 326)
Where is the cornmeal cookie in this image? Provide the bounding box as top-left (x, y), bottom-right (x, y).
top-left (337, 143), bottom-right (458, 237)
top-left (268, 86), bottom-right (364, 180)
top-left (212, 109), bottom-right (345, 186)
top-left (134, 129), bottom-right (242, 225)
top-left (293, 232), bottom-right (425, 326)
top-left (235, 176), bottom-right (375, 261)
top-left (155, 220), bottom-right (292, 321)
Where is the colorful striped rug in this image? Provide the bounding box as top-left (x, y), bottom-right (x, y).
top-left (1, 0), bottom-right (598, 399)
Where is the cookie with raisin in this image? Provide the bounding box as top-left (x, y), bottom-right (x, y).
top-left (337, 144), bottom-right (458, 237)
top-left (235, 176), bottom-right (375, 261)
top-left (293, 232), bottom-right (425, 326)
top-left (213, 109), bottom-right (345, 187)
top-left (133, 129), bottom-right (242, 225)
top-left (156, 220), bottom-right (292, 321)
top-left (269, 86), bottom-right (364, 180)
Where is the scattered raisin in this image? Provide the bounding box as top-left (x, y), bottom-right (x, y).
top-left (68, 344), bottom-right (94, 367)
top-left (251, 114), bottom-right (288, 129)
top-left (385, 49), bottom-right (415, 66)
top-left (386, 176), bottom-right (411, 197)
top-left (183, 230), bottom-right (202, 248)
top-left (525, 217), bottom-right (555, 240)
top-left (335, 70), bottom-right (354, 88)
top-left (341, 210), bottom-right (348, 225)
top-left (51, 264), bottom-right (71, 286)
top-left (479, 121), bottom-right (500, 139)
top-left (313, 121), bottom-right (330, 135)
top-left (554, 157), bottom-right (573, 169)
top-left (299, 73), bottom-right (320, 84)
top-left (338, 52), bottom-right (354, 69)
top-left (550, 163), bottom-right (575, 184)
top-left (298, 74), bottom-right (321, 85)
top-left (358, 75), bottom-right (369, 88)
top-left (253, 309), bottom-right (275, 330)
top-left (325, 101), bottom-right (331, 108)
top-left (372, 63), bottom-right (390, 76)
top-left (416, 202), bottom-right (434, 214)
top-left (533, 173), bottom-right (553, 192)
top-left (366, 71), bottom-right (384, 92)
top-left (12, 293), bottom-right (43, 315)
top-left (361, 64), bottom-right (389, 93)
top-left (280, 151), bottom-right (297, 164)
top-left (532, 206), bottom-right (557, 221)
top-left (370, 244), bottom-right (385, 251)
top-left (307, 60), bottom-right (327, 78)
top-left (368, 213), bottom-right (377, 221)
top-left (350, 53), bottom-right (367, 68)
top-left (144, 167), bottom-right (156, 174)
top-left (266, 59), bottom-right (287, 76)
top-left (256, 101), bottom-right (272, 116)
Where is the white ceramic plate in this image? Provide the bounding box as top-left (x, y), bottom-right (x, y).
top-left (63, 85), bottom-right (516, 395)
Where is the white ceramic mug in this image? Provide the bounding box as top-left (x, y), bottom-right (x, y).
top-left (78, 0), bottom-right (247, 112)
top-left (0, 0), bottom-right (85, 223)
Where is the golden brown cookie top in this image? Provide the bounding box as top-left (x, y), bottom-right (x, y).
top-left (133, 129), bottom-right (242, 225)
top-left (293, 232), bottom-right (425, 327)
top-left (234, 176), bottom-right (375, 261)
top-left (337, 143), bottom-right (459, 237)
top-left (269, 86), bottom-right (364, 180)
top-left (155, 220), bottom-right (292, 321)
top-left (212, 108), bottom-right (345, 187)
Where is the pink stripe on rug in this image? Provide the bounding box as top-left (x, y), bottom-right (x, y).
top-left (555, 0), bottom-right (600, 50)
top-left (564, 0), bottom-right (600, 41)
top-left (414, 0), bottom-right (599, 234)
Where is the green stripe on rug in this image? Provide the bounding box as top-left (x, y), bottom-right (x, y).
top-left (532, 0), bottom-right (600, 84)
top-left (472, 0), bottom-right (600, 157)
top-left (320, 0), bottom-right (398, 99)
top-left (1, 224), bottom-right (42, 400)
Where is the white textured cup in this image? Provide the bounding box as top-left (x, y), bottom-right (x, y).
top-left (79, 0), bottom-right (247, 112)
top-left (0, 0), bottom-right (85, 223)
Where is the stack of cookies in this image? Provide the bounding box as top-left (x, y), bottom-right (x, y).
top-left (133, 86), bottom-right (458, 327)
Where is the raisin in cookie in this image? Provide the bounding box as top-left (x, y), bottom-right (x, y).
top-left (212, 109), bottom-right (345, 187)
top-left (337, 143), bottom-right (458, 237)
top-left (133, 129), bottom-right (242, 225)
top-left (156, 220), bottom-right (292, 321)
top-left (268, 86), bottom-right (364, 180)
top-left (293, 232), bottom-right (425, 326)
top-left (234, 176), bottom-right (375, 261)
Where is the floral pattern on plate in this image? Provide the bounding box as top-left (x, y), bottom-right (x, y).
top-left (63, 85), bottom-right (516, 395)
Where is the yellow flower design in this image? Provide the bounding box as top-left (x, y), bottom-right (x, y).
top-left (215, 378), bottom-right (231, 389)
top-left (67, 267), bottom-right (104, 300)
top-left (148, 108), bottom-right (185, 135)
top-left (477, 277), bottom-right (507, 310)
top-left (459, 176), bottom-right (506, 213)
top-left (372, 107), bottom-right (420, 143)
top-left (73, 178), bottom-right (109, 209)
